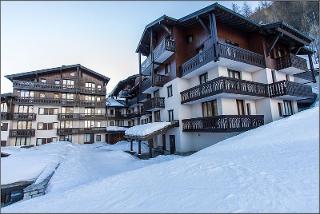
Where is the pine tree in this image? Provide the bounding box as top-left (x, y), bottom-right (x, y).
top-left (242, 2), bottom-right (252, 17)
top-left (232, 3), bottom-right (240, 14)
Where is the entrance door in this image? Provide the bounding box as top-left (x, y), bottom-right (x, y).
top-left (162, 134), bottom-right (166, 151)
top-left (169, 135), bottom-right (175, 154)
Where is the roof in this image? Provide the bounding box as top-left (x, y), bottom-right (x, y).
top-left (5, 64), bottom-right (110, 83)
top-left (124, 121), bottom-right (179, 141)
top-left (110, 74), bottom-right (140, 97)
top-left (106, 97), bottom-right (125, 107)
top-left (136, 3), bottom-right (313, 54)
top-left (136, 15), bottom-right (177, 55)
top-left (262, 21), bottom-right (313, 44)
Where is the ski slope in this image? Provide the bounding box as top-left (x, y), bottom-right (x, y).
top-left (2, 107), bottom-right (319, 213)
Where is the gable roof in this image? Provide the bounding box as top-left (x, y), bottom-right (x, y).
top-left (5, 64), bottom-right (110, 83)
top-left (110, 74), bottom-right (140, 97)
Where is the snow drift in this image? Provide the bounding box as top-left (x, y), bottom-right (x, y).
top-left (2, 107), bottom-right (319, 213)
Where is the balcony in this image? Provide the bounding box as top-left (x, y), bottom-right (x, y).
top-left (140, 75), bottom-right (170, 94)
top-left (268, 80), bottom-right (313, 100)
top-left (57, 127), bottom-right (107, 135)
top-left (58, 113), bottom-right (106, 120)
top-left (276, 54), bottom-right (308, 74)
top-left (12, 80), bottom-right (106, 95)
top-left (153, 38), bottom-right (175, 63)
top-left (1, 112), bottom-right (11, 120)
top-left (138, 93), bottom-right (150, 103)
top-left (14, 97), bottom-right (105, 107)
top-left (127, 97), bottom-right (138, 107)
top-left (180, 77), bottom-right (268, 104)
top-left (181, 42), bottom-right (265, 78)
top-left (12, 113), bottom-right (37, 120)
top-left (141, 38), bottom-right (175, 75)
top-left (182, 115), bottom-right (264, 132)
top-left (9, 129), bottom-right (35, 137)
top-left (127, 112), bottom-right (141, 118)
top-left (143, 97), bottom-right (165, 111)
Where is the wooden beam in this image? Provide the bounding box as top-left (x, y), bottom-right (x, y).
top-left (161, 24), bottom-right (171, 36)
top-left (308, 53), bottom-right (316, 83)
top-left (294, 46), bottom-right (302, 55)
top-left (209, 13), bottom-right (218, 61)
top-left (197, 16), bottom-right (210, 35)
top-left (276, 27), bottom-right (308, 45)
top-left (267, 32), bottom-right (282, 56)
top-left (150, 29), bottom-right (154, 85)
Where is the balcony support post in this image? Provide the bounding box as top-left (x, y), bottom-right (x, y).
top-left (267, 32), bottom-right (282, 56)
top-left (308, 52), bottom-right (316, 83)
top-left (209, 13), bottom-right (218, 61)
top-left (138, 140), bottom-right (142, 157)
top-left (197, 16), bottom-right (210, 35)
top-left (150, 29), bottom-right (154, 85)
top-left (138, 52), bottom-right (142, 101)
top-left (130, 139), bottom-right (134, 153)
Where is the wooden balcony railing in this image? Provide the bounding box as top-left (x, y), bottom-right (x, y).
top-left (181, 42), bottom-right (266, 77)
top-left (268, 80), bottom-right (313, 98)
top-left (180, 77), bottom-right (268, 104)
top-left (140, 75), bottom-right (170, 92)
top-left (58, 113), bottom-right (106, 120)
top-left (181, 46), bottom-right (215, 77)
top-left (182, 115), bottom-right (264, 132)
top-left (57, 127), bottom-right (106, 135)
top-left (153, 38), bottom-right (175, 62)
top-left (217, 42), bottom-right (266, 68)
top-left (12, 113), bottom-right (37, 120)
top-left (181, 77), bottom-right (313, 104)
top-left (276, 54), bottom-right (308, 72)
top-left (9, 129), bottom-right (35, 137)
top-left (140, 77), bottom-right (152, 92)
top-left (14, 98), bottom-right (105, 107)
top-left (143, 97), bottom-right (165, 111)
top-left (127, 112), bottom-right (141, 118)
top-left (12, 80), bottom-right (106, 95)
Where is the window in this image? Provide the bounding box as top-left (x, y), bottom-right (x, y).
top-left (40, 79), bottom-right (47, 83)
top-left (54, 80), bottom-right (60, 85)
top-left (18, 105), bottom-right (33, 113)
top-left (236, 100), bottom-right (245, 115)
top-left (154, 110), bottom-right (161, 122)
top-left (62, 79), bottom-right (74, 88)
top-left (1, 103), bottom-right (8, 112)
top-left (38, 108), bottom-right (44, 115)
top-left (246, 103), bottom-right (251, 115)
top-left (97, 85), bottom-right (102, 90)
top-left (62, 93), bottom-right (74, 100)
top-left (96, 109), bottom-right (102, 114)
top-left (199, 72), bottom-right (208, 84)
top-left (54, 93), bottom-right (60, 99)
top-left (187, 35), bottom-right (193, 44)
top-left (85, 82), bottom-right (96, 89)
top-left (1, 122), bottom-right (8, 131)
top-left (61, 107), bottom-right (73, 114)
top-left (17, 121), bottom-right (32, 129)
top-left (96, 97), bottom-right (101, 102)
top-left (167, 85), bottom-right (173, 97)
top-left (85, 108), bottom-right (94, 115)
top-left (53, 122), bottom-right (58, 129)
top-left (37, 122), bottom-right (44, 130)
top-left (85, 120), bottom-right (94, 128)
top-left (283, 100), bottom-right (293, 116)
top-left (84, 134), bottom-right (91, 143)
top-left (15, 137), bottom-right (31, 146)
top-left (38, 108), bottom-right (58, 115)
top-left (20, 90), bottom-right (34, 98)
top-left (40, 93), bottom-right (45, 98)
top-left (110, 109), bottom-right (114, 115)
top-left (168, 110), bottom-right (174, 122)
top-left (96, 121), bottom-right (101, 127)
top-left (271, 70), bottom-right (276, 83)
top-left (202, 100), bottom-right (218, 117)
top-left (286, 74), bottom-right (290, 81)
top-left (110, 121), bottom-right (114, 126)
top-left (165, 64), bottom-right (170, 74)
top-left (228, 69), bottom-right (241, 79)
top-left (96, 135), bottom-right (101, 142)
top-left (278, 103), bottom-right (283, 117)
top-left (70, 72), bottom-right (76, 77)
top-left (60, 121), bottom-right (72, 128)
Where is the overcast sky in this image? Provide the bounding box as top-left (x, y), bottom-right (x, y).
top-left (1, 1), bottom-right (259, 94)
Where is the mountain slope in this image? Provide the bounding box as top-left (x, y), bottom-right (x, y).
top-left (3, 107), bottom-right (319, 213)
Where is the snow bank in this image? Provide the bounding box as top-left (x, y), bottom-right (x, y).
top-left (125, 122), bottom-right (171, 136)
top-left (3, 108), bottom-right (319, 212)
top-left (1, 142), bottom-right (73, 185)
top-left (106, 126), bottom-right (128, 132)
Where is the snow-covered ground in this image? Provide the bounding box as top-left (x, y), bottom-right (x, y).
top-left (2, 107), bottom-right (319, 212)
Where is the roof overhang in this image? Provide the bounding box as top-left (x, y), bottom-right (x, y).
top-left (110, 74), bottom-right (140, 97)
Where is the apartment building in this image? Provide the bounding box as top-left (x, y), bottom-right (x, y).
top-left (128, 3), bottom-right (315, 154)
top-left (0, 64), bottom-right (109, 146)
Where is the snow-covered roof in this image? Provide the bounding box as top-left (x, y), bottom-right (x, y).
top-left (125, 122), bottom-right (172, 138)
top-left (106, 126), bottom-right (128, 132)
top-left (106, 97), bottom-right (125, 107)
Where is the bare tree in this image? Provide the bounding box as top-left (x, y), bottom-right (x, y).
top-left (232, 3), bottom-right (241, 14)
top-left (242, 1), bottom-right (253, 17)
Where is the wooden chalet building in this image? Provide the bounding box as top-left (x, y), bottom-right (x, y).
top-left (1, 64), bottom-right (109, 146)
top-left (124, 3), bottom-right (315, 154)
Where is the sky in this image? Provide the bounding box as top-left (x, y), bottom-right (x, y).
top-left (1, 1), bottom-right (259, 94)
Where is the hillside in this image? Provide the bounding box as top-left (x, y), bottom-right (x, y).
top-left (2, 107), bottom-right (319, 213)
